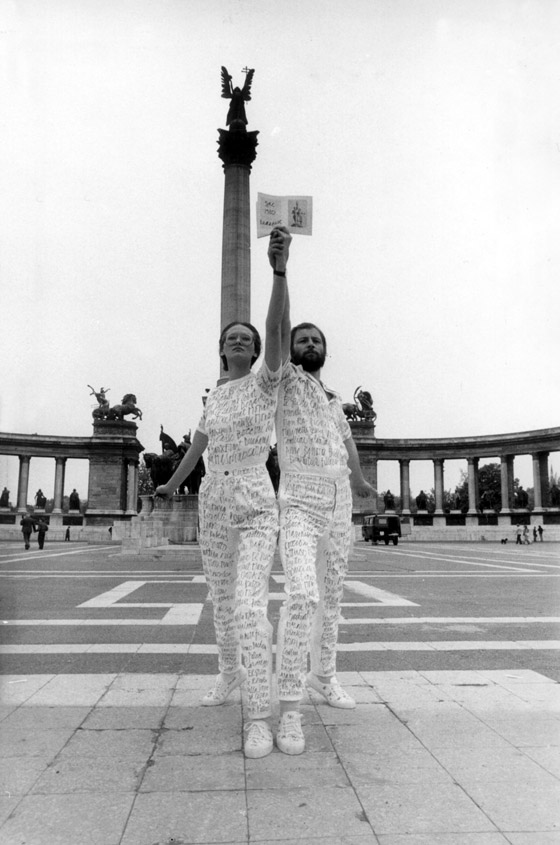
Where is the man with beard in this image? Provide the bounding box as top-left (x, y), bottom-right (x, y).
top-left (274, 316), bottom-right (374, 755)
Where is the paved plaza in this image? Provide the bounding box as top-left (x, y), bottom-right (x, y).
top-left (1, 540), bottom-right (559, 844)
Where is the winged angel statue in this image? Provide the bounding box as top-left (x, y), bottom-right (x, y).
top-left (221, 66), bottom-right (255, 127)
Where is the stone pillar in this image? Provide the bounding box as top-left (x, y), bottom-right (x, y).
top-left (498, 454), bottom-right (515, 526)
top-left (217, 124), bottom-right (259, 379)
top-left (357, 454), bottom-right (378, 512)
top-left (17, 456), bottom-right (31, 513)
top-left (399, 459), bottom-right (411, 514)
top-left (467, 457), bottom-right (479, 514)
top-left (466, 457), bottom-right (479, 525)
top-left (532, 451), bottom-right (549, 510)
top-left (126, 460), bottom-right (138, 515)
top-left (433, 458), bottom-right (445, 526)
top-left (499, 455), bottom-right (514, 512)
top-left (433, 459), bottom-right (445, 513)
top-left (52, 457), bottom-right (67, 514)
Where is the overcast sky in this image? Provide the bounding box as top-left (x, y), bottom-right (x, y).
top-left (1, 0), bottom-right (559, 504)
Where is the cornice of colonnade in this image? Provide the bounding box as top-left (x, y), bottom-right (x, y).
top-left (350, 424), bottom-right (560, 461)
top-left (0, 427), bottom-right (144, 459)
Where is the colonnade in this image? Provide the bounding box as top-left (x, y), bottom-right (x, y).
top-left (0, 425), bottom-right (144, 524)
top-left (365, 450), bottom-right (552, 516)
top-left (353, 426), bottom-right (560, 525)
top-left (12, 454), bottom-right (139, 514)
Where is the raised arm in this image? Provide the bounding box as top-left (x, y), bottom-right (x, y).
top-left (155, 430), bottom-right (208, 498)
top-left (344, 436), bottom-right (376, 498)
top-left (265, 227), bottom-right (292, 372)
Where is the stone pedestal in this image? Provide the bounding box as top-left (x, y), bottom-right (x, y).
top-left (121, 495), bottom-right (199, 554)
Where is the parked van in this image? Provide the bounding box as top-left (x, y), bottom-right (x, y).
top-left (362, 513), bottom-right (402, 545)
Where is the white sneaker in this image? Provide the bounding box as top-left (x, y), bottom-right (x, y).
top-left (276, 711), bottom-right (305, 755)
top-left (244, 720), bottom-right (273, 759)
top-left (201, 667), bottom-right (247, 706)
top-left (306, 673), bottom-right (356, 709)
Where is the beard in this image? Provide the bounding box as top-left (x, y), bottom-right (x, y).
top-left (292, 348), bottom-right (326, 371)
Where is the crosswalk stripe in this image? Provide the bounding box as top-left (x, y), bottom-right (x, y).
top-left (4, 616), bottom-right (560, 626)
top-left (1, 641), bottom-right (559, 654)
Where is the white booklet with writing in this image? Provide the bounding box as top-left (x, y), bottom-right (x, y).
top-left (256, 193), bottom-right (313, 238)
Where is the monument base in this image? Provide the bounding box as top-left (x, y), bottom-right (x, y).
top-left (120, 494), bottom-right (199, 554)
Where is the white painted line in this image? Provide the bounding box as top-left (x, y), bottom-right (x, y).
top-left (2, 619), bottom-right (197, 626)
top-left (344, 581), bottom-right (418, 606)
top-left (340, 616), bottom-right (560, 625)
top-left (385, 548), bottom-right (538, 573)
top-left (2, 641), bottom-right (560, 655)
top-left (0, 546), bottom-right (115, 565)
top-left (76, 581), bottom-right (204, 625)
top-left (5, 615), bottom-right (560, 627)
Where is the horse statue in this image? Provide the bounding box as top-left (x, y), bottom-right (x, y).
top-left (91, 391), bottom-right (142, 421)
top-left (342, 386), bottom-right (377, 424)
top-left (144, 427), bottom-right (205, 495)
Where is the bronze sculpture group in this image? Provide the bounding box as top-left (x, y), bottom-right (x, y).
top-left (88, 386), bottom-right (143, 421)
top-left (342, 386), bottom-right (376, 423)
top-left (143, 427), bottom-right (206, 495)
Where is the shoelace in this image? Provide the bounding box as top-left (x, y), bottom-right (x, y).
top-left (245, 721), bottom-right (271, 744)
top-left (279, 713), bottom-right (302, 739)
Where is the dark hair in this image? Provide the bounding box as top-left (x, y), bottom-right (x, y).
top-left (290, 322), bottom-right (327, 358)
top-left (219, 321), bottom-right (261, 371)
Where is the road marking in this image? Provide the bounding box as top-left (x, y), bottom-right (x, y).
top-left (339, 616), bottom-right (560, 625)
top-left (273, 576), bottom-right (418, 607)
top-left (344, 581), bottom-right (418, 606)
top-left (384, 548), bottom-right (538, 573)
top-left (1, 640), bottom-right (559, 654)
top-left (77, 581), bottom-right (203, 625)
top-left (4, 616), bottom-right (560, 627)
top-left (0, 546), bottom-right (115, 565)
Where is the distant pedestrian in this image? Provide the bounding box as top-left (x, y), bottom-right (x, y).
top-left (523, 525), bottom-right (530, 544)
top-left (36, 520), bottom-right (48, 549)
top-left (538, 524), bottom-right (544, 542)
top-left (20, 514), bottom-right (35, 550)
top-left (515, 525), bottom-right (522, 545)
top-left (65, 527), bottom-right (70, 541)
top-left (533, 526), bottom-right (538, 542)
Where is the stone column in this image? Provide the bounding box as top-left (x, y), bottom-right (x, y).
top-left (466, 457), bottom-right (479, 525)
top-left (498, 454), bottom-right (514, 527)
top-left (433, 458), bottom-right (445, 526)
top-left (358, 455), bottom-right (378, 512)
top-left (532, 451), bottom-right (549, 510)
top-left (499, 455), bottom-right (514, 512)
top-left (467, 457), bottom-right (479, 514)
top-left (217, 125), bottom-right (259, 379)
top-left (126, 460), bottom-right (138, 515)
top-left (52, 457), bottom-right (67, 514)
top-left (433, 459), bottom-right (445, 513)
top-left (16, 456), bottom-right (31, 513)
top-left (399, 459), bottom-right (411, 514)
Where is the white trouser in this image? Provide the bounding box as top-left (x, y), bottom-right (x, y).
top-left (198, 464), bottom-right (278, 719)
top-left (277, 472), bottom-right (352, 700)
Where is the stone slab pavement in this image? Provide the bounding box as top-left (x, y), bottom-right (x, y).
top-left (1, 667), bottom-right (559, 844)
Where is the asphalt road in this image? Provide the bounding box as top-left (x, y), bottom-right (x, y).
top-left (1, 539), bottom-right (559, 681)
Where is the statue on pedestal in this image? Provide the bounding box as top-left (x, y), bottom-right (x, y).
top-left (342, 386), bottom-right (377, 424)
top-left (221, 66), bottom-right (254, 129)
top-left (144, 427), bottom-right (205, 496)
top-left (384, 490), bottom-right (395, 510)
top-left (0, 487), bottom-right (9, 507)
top-left (416, 490), bottom-right (428, 510)
top-left (89, 386), bottom-right (142, 421)
top-left (69, 489), bottom-right (80, 510)
top-left (34, 489), bottom-right (46, 509)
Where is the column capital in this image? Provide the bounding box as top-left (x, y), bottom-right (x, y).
top-left (217, 128), bottom-right (259, 170)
